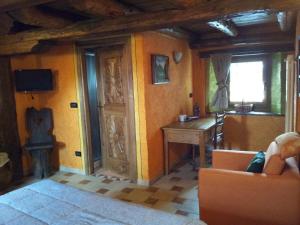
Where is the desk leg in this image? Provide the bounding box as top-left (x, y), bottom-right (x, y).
top-left (199, 133), bottom-right (206, 168)
top-left (164, 135), bottom-right (169, 175)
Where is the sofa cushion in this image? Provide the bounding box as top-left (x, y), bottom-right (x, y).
top-left (275, 132), bottom-right (300, 159)
top-left (263, 141), bottom-right (285, 175)
top-left (246, 151), bottom-right (265, 173)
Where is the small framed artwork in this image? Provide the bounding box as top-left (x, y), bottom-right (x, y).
top-left (151, 54), bottom-right (169, 84)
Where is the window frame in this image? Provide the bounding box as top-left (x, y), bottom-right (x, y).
top-left (229, 55), bottom-right (271, 112)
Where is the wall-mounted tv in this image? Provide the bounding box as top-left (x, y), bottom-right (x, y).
top-left (15, 69), bottom-right (53, 92)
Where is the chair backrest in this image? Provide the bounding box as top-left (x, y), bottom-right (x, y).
top-left (26, 107), bottom-right (53, 145)
top-left (214, 111), bottom-right (225, 149)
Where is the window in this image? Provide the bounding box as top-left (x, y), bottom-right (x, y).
top-left (228, 55), bottom-right (271, 112)
top-left (229, 61), bottom-right (265, 103)
top-left (207, 53), bottom-right (286, 114)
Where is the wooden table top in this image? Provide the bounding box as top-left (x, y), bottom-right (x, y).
top-left (162, 117), bottom-right (216, 131)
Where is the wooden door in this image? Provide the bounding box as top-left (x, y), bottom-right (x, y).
top-left (97, 45), bottom-right (134, 178)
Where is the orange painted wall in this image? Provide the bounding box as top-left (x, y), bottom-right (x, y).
top-left (11, 43), bottom-right (83, 175)
top-left (224, 115), bottom-right (285, 151)
top-left (140, 32), bottom-right (193, 181)
top-left (192, 50), bottom-right (206, 117)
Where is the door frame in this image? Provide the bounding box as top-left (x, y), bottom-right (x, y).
top-left (75, 36), bottom-right (137, 180)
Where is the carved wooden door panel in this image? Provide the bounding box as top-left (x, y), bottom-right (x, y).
top-left (97, 47), bottom-right (131, 177)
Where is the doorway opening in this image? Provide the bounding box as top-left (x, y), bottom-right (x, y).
top-left (77, 37), bottom-right (137, 181)
top-left (85, 50), bottom-right (102, 171)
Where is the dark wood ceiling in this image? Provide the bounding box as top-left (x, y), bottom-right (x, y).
top-left (0, 0), bottom-right (298, 56)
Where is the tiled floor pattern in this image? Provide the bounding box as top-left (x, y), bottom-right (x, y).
top-left (50, 163), bottom-right (200, 220)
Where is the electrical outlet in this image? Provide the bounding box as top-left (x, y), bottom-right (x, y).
top-left (75, 151), bottom-right (81, 157)
top-left (70, 102), bottom-right (78, 108)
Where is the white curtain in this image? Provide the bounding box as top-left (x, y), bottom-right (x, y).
top-left (211, 54), bottom-right (232, 111)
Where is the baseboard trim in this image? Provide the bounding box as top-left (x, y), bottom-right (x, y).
top-left (59, 166), bottom-right (85, 175)
top-left (137, 179), bottom-right (150, 186)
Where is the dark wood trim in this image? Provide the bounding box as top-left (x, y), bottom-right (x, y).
top-left (198, 43), bottom-right (294, 58)
top-left (190, 33), bottom-right (294, 49)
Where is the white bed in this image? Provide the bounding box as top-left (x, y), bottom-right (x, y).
top-left (0, 180), bottom-right (206, 225)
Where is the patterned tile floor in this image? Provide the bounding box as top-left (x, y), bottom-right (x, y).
top-left (50, 163), bottom-right (200, 220)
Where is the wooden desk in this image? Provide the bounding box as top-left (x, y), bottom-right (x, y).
top-left (162, 117), bottom-right (215, 175)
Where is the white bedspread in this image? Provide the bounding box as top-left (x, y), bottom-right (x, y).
top-left (0, 180), bottom-right (206, 225)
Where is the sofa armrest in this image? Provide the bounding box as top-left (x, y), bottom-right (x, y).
top-left (199, 168), bottom-right (300, 225)
top-left (212, 150), bottom-right (257, 171)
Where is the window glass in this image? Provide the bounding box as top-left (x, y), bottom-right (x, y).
top-left (229, 61), bottom-right (264, 102)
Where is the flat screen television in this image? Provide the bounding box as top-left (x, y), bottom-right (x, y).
top-left (15, 69), bottom-right (53, 92)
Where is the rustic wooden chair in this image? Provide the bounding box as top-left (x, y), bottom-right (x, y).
top-left (24, 107), bottom-right (54, 178)
top-left (213, 111), bottom-right (226, 149)
top-left (191, 111), bottom-right (226, 169)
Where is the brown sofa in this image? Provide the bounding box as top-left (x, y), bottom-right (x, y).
top-left (199, 150), bottom-right (300, 225)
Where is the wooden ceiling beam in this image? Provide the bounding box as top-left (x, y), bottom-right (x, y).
top-left (207, 19), bottom-right (238, 36)
top-left (190, 33), bottom-right (293, 49)
top-left (158, 27), bottom-right (198, 40)
top-left (66, 0), bottom-right (137, 17)
top-left (0, 0), bottom-right (300, 46)
top-left (0, 0), bottom-right (56, 12)
top-left (0, 40), bottom-right (52, 56)
top-left (198, 43), bottom-right (294, 58)
top-left (0, 13), bottom-right (14, 35)
top-left (9, 7), bottom-right (71, 28)
top-left (277, 11), bottom-right (295, 32)
top-left (164, 0), bottom-right (203, 9)
top-left (199, 22), bottom-right (282, 40)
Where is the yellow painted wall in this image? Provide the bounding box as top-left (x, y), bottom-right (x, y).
top-left (11, 43), bottom-right (83, 175)
top-left (131, 34), bottom-right (150, 181)
top-left (192, 50), bottom-right (207, 117)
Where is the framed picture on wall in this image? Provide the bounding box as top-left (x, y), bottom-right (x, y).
top-left (151, 54), bottom-right (169, 84)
